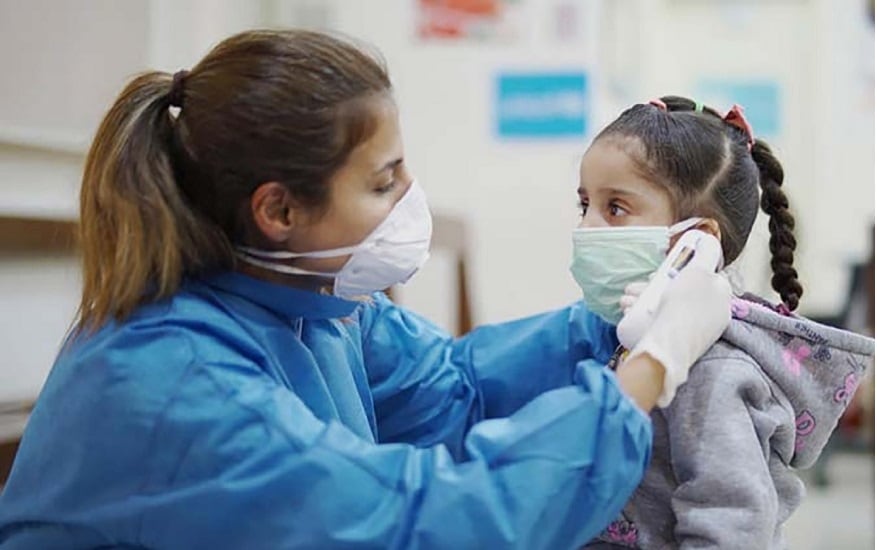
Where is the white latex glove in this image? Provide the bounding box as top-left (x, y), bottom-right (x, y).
top-left (617, 280), bottom-right (650, 348)
top-left (616, 265), bottom-right (732, 408)
top-left (619, 281), bottom-right (649, 316)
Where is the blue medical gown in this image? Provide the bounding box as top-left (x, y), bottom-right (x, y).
top-left (0, 272), bottom-right (652, 549)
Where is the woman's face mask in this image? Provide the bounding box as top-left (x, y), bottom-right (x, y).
top-left (236, 180), bottom-right (432, 299)
top-left (570, 218), bottom-right (703, 325)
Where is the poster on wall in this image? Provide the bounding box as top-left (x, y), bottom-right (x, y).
top-left (416, 0), bottom-right (525, 42)
top-left (551, 1), bottom-right (585, 44)
top-left (494, 71), bottom-right (588, 139)
top-left (694, 79), bottom-right (782, 139)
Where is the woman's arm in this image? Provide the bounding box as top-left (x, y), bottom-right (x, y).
top-left (615, 352), bottom-right (665, 412)
top-left (360, 293), bottom-right (618, 452)
top-left (135, 358), bottom-right (653, 549)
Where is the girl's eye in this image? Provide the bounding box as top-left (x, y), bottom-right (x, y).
top-left (608, 201), bottom-right (628, 217)
top-left (578, 199), bottom-right (589, 217)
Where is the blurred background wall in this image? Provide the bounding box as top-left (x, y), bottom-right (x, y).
top-left (0, 0), bottom-right (873, 546)
top-left (0, 0), bottom-right (873, 402)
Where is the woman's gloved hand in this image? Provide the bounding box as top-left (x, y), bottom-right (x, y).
top-left (619, 281), bottom-right (648, 317)
top-left (616, 265), bottom-right (732, 407)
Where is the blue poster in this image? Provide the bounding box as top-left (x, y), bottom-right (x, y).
top-left (495, 72), bottom-right (588, 139)
top-left (695, 79), bottom-right (781, 138)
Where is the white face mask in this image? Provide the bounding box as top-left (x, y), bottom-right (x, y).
top-left (236, 180), bottom-right (432, 299)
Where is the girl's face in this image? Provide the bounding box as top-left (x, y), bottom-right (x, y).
top-left (577, 139), bottom-right (675, 229)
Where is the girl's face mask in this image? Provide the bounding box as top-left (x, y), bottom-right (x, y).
top-left (570, 218), bottom-right (704, 325)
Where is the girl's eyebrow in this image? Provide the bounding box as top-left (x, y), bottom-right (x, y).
top-left (577, 186), bottom-right (643, 198)
top-left (605, 188), bottom-right (643, 198)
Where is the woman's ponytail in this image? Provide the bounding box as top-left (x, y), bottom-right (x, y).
top-left (77, 72), bottom-right (229, 331)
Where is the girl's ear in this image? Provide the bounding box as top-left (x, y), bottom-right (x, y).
top-left (669, 217), bottom-right (722, 250)
top-left (695, 218), bottom-right (725, 270)
top-left (696, 218), bottom-right (722, 241)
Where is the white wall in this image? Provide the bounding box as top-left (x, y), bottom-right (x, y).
top-left (0, 257), bottom-right (80, 401)
top-left (0, 0), bottom-right (872, 400)
top-left (0, 0), bottom-right (296, 400)
top-left (0, 0), bottom-right (148, 401)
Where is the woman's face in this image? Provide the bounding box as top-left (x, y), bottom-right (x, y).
top-left (286, 96), bottom-right (412, 274)
top-left (247, 95), bottom-right (413, 283)
top-left (577, 138), bottom-right (675, 229)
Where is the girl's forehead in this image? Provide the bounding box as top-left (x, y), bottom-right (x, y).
top-left (579, 140), bottom-right (664, 195)
top-left (581, 138), bottom-right (641, 172)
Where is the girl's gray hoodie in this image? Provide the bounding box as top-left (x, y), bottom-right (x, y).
top-left (587, 294), bottom-right (875, 549)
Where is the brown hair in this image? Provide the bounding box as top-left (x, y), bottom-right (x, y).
top-left (594, 95), bottom-right (803, 311)
top-left (78, 29), bottom-right (391, 331)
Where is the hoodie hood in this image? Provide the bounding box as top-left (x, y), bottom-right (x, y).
top-left (722, 294), bottom-right (874, 468)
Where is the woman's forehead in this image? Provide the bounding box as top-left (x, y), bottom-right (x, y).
top-left (344, 98), bottom-right (403, 173)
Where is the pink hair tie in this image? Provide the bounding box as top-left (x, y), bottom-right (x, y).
top-left (723, 104), bottom-right (755, 151)
top-left (648, 98), bottom-right (667, 111)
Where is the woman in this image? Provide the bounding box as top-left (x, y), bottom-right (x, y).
top-left (0, 31), bottom-right (731, 548)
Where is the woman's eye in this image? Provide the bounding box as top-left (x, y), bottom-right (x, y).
top-left (376, 179), bottom-right (397, 194)
top-left (578, 199), bottom-right (589, 217)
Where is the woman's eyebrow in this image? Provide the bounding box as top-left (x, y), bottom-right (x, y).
top-left (372, 157), bottom-right (403, 175)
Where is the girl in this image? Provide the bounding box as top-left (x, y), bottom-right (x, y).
top-left (572, 96), bottom-right (875, 549)
top-left (0, 33), bottom-right (732, 548)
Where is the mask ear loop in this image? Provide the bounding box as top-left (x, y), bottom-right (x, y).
top-left (236, 244), bottom-right (361, 260)
top-left (234, 251), bottom-right (339, 278)
top-left (668, 217), bottom-right (705, 236)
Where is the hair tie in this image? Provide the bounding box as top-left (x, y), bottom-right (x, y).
top-left (694, 101), bottom-right (704, 113)
top-left (169, 70), bottom-right (189, 108)
top-left (648, 98), bottom-right (667, 111)
top-left (723, 104), bottom-right (755, 151)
